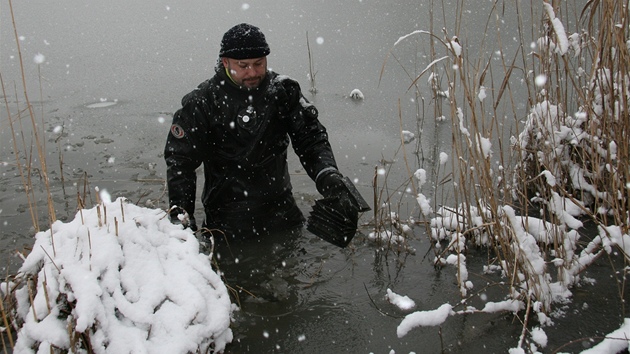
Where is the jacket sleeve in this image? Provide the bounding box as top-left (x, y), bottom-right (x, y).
top-left (281, 79), bottom-right (339, 181)
top-left (164, 93), bottom-right (209, 224)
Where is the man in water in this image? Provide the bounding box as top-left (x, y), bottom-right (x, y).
top-left (164, 23), bottom-right (362, 243)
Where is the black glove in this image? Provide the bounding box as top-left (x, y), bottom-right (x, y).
top-left (316, 170), bottom-right (343, 197)
top-left (169, 206), bottom-right (198, 231)
top-left (316, 170), bottom-right (360, 218)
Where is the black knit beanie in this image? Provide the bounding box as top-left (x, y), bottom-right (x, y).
top-left (219, 23), bottom-right (270, 59)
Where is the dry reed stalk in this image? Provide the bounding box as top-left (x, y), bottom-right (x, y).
top-left (0, 290), bottom-right (15, 349)
top-left (306, 31), bottom-right (318, 94)
top-left (26, 279), bottom-right (37, 322)
top-left (372, 166), bottom-right (379, 236)
top-left (41, 272), bottom-right (51, 315)
top-left (120, 198), bottom-right (125, 222)
top-left (54, 126), bottom-right (67, 196)
top-left (96, 206), bottom-right (102, 228)
top-left (7, 0), bottom-right (56, 226)
top-left (0, 75), bottom-right (39, 232)
top-left (48, 228), bottom-right (57, 258)
top-left (398, 100), bottom-right (418, 198)
top-left (76, 192), bottom-right (86, 227)
top-left (88, 230), bottom-right (93, 272)
top-left (95, 190), bottom-right (103, 227)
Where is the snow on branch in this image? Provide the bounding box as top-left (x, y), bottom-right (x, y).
top-left (396, 303), bottom-right (453, 338)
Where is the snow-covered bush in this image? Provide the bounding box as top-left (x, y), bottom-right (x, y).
top-left (8, 198), bottom-right (233, 353)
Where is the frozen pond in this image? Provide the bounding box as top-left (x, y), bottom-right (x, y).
top-left (1, 0), bottom-right (624, 352)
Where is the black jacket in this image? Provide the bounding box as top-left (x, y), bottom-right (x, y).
top-left (164, 63), bottom-right (338, 236)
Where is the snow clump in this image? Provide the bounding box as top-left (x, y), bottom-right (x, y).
top-left (350, 88), bottom-right (364, 100)
top-left (386, 288), bottom-right (416, 311)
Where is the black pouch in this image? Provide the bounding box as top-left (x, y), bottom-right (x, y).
top-left (307, 176), bottom-right (370, 248)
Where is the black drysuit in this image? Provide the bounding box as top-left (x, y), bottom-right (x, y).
top-left (164, 63), bottom-right (338, 238)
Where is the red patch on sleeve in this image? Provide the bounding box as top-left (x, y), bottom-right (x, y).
top-left (170, 124), bottom-right (185, 139)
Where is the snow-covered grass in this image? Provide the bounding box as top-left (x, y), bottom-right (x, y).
top-left (372, 1), bottom-right (630, 352)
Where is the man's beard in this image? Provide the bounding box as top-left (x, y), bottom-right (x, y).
top-left (242, 75), bottom-right (264, 88)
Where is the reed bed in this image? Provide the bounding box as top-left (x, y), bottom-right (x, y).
top-left (372, 0), bottom-right (629, 350)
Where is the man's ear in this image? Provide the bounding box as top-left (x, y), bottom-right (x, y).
top-left (221, 57), bottom-right (229, 67)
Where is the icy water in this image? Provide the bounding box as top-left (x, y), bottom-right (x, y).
top-left (1, 0), bottom-right (626, 353)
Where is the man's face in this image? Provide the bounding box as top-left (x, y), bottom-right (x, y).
top-left (222, 57), bottom-right (267, 89)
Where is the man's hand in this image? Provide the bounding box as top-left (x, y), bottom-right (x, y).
top-left (316, 171), bottom-right (360, 219)
top-left (169, 206), bottom-right (198, 231)
top-left (316, 170), bottom-right (344, 197)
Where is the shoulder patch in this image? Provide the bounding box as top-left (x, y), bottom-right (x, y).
top-left (170, 124), bottom-right (185, 139)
